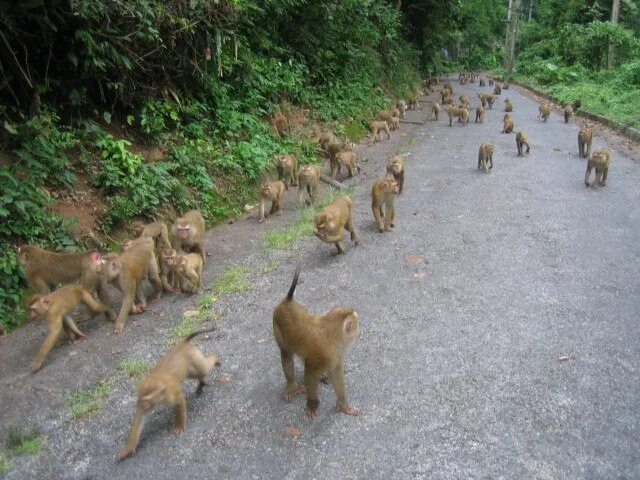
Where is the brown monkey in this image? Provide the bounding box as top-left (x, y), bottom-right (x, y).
top-left (478, 143), bottom-right (494, 172)
top-left (272, 111), bottom-right (290, 138)
top-left (585, 149), bottom-right (611, 189)
top-left (314, 195), bottom-right (359, 254)
top-left (408, 94), bottom-right (420, 110)
top-left (131, 221), bottom-right (173, 292)
top-left (276, 154), bottom-right (299, 188)
top-left (117, 328), bottom-right (221, 460)
top-left (475, 106), bottom-right (485, 123)
top-left (377, 110), bottom-right (393, 122)
top-left (502, 114), bottom-right (514, 133)
top-left (369, 121), bottom-right (391, 144)
top-left (433, 102), bottom-right (441, 121)
top-left (160, 248), bottom-right (180, 292)
top-left (272, 266), bottom-right (359, 418)
top-left (28, 285), bottom-right (109, 372)
top-left (578, 123), bottom-right (593, 158)
top-left (326, 141), bottom-right (355, 175)
top-left (504, 98), bottom-right (513, 112)
top-left (101, 240), bottom-right (162, 333)
top-left (477, 94), bottom-right (487, 109)
top-left (171, 210), bottom-right (205, 265)
top-left (442, 94), bottom-right (454, 105)
top-left (564, 105), bottom-right (573, 123)
top-left (389, 116), bottom-right (400, 131)
top-left (503, 83), bottom-right (510, 90)
top-left (297, 165), bottom-right (321, 205)
top-left (447, 106), bottom-right (469, 127)
top-left (516, 132), bottom-right (531, 156)
top-left (494, 85), bottom-right (502, 95)
top-left (317, 132), bottom-right (335, 152)
top-left (486, 94), bottom-right (496, 109)
top-left (539, 104), bottom-right (551, 122)
top-left (173, 253), bottom-right (203, 293)
top-left (397, 100), bottom-right (407, 118)
top-left (391, 107), bottom-right (400, 119)
top-left (479, 77), bottom-right (486, 86)
top-left (459, 94), bottom-right (470, 108)
top-left (371, 177), bottom-right (399, 232)
top-left (258, 180), bottom-right (286, 223)
top-left (334, 151), bottom-right (360, 179)
top-left (17, 246), bottom-right (105, 296)
top-left (488, 77), bottom-right (494, 86)
top-left (386, 155), bottom-right (406, 194)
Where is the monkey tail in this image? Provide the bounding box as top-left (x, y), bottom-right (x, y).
top-left (185, 327), bottom-right (217, 342)
top-left (286, 265), bottom-right (302, 301)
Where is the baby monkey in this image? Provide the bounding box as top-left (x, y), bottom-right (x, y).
top-left (117, 328), bottom-right (221, 460)
top-left (273, 266), bottom-right (360, 418)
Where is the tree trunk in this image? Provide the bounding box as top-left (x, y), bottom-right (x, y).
top-left (608, 0), bottom-right (621, 67)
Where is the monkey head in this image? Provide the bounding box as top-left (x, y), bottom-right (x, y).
top-left (162, 249), bottom-right (178, 267)
top-left (131, 220), bottom-right (145, 238)
top-left (28, 294), bottom-right (48, 319)
top-left (314, 213), bottom-right (335, 239)
top-left (261, 182), bottom-right (274, 198)
top-left (175, 222), bottom-right (192, 240)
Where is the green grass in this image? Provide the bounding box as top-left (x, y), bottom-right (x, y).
top-left (0, 453), bottom-right (11, 475)
top-left (116, 360), bottom-right (150, 379)
top-left (168, 311), bottom-right (220, 345)
top-left (257, 260), bottom-right (280, 275)
top-left (211, 266), bottom-right (252, 296)
top-left (68, 380), bottom-right (114, 418)
top-left (4, 427), bottom-right (42, 457)
top-left (263, 187), bottom-right (354, 251)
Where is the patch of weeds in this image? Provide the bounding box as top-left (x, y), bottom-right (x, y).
top-left (342, 120), bottom-right (368, 143)
top-left (116, 360), bottom-right (150, 379)
top-left (257, 260), bottom-right (279, 275)
top-left (68, 380), bottom-right (114, 418)
top-left (211, 266), bottom-right (251, 296)
top-left (168, 312), bottom-right (220, 345)
top-left (198, 293), bottom-right (219, 311)
top-left (0, 453), bottom-right (12, 475)
top-left (4, 427), bottom-right (42, 456)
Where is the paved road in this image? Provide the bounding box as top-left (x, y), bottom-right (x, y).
top-left (2, 79), bottom-right (640, 479)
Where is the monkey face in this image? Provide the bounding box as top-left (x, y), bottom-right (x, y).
top-left (177, 225), bottom-right (190, 239)
top-left (261, 184), bottom-right (273, 197)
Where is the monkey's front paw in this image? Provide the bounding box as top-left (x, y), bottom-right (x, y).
top-left (133, 305), bottom-right (145, 314)
top-left (31, 361), bottom-right (43, 373)
top-left (114, 325), bottom-right (124, 334)
top-left (174, 426), bottom-right (184, 436)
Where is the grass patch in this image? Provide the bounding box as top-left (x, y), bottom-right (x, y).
top-left (211, 266), bottom-right (252, 296)
top-left (4, 427), bottom-right (42, 457)
top-left (68, 380), bottom-right (114, 419)
top-left (168, 311), bottom-right (220, 345)
top-left (0, 453), bottom-right (11, 475)
top-left (116, 360), bottom-right (150, 379)
top-left (257, 260), bottom-right (279, 275)
top-left (343, 120), bottom-right (368, 143)
top-left (262, 187), bottom-right (354, 252)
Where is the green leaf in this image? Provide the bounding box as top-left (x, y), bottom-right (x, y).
top-left (103, 112), bottom-right (112, 124)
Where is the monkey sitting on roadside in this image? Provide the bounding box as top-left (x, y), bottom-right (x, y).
top-left (516, 132), bottom-right (531, 156)
top-left (585, 149), bottom-right (611, 189)
top-left (578, 123), bottom-right (593, 158)
top-left (258, 180), bottom-right (286, 223)
top-left (273, 266), bottom-right (359, 418)
top-left (297, 165), bottom-right (321, 205)
top-left (478, 143), bottom-right (494, 172)
top-left (117, 328), bottom-right (221, 460)
top-left (28, 285), bottom-right (110, 372)
top-left (502, 114), bottom-right (514, 133)
top-left (369, 121), bottom-right (391, 144)
top-left (314, 196), bottom-right (359, 254)
top-left (504, 98), bottom-right (513, 112)
top-left (539, 103), bottom-right (551, 122)
top-left (371, 177), bottom-right (399, 232)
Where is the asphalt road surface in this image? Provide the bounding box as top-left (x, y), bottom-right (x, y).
top-left (1, 78), bottom-right (639, 480)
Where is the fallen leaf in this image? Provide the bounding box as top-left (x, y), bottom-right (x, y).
top-left (282, 427), bottom-right (300, 439)
top-left (405, 255), bottom-right (423, 264)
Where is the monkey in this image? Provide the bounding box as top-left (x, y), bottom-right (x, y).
top-left (539, 103), bottom-right (551, 122)
top-left (272, 111), bottom-right (290, 138)
top-left (504, 98), bottom-right (513, 112)
top-left (459, 94), bottom-right (470, 107)
top-left (314, 195), bottom-right (359, 255)
top-left (442, 94), bottom-right (454, 106)
top-left (28, 285), bottom-right (109, 372)
top-left (389, 116), bottom-right (400, 131)
top-left (317, 132), bottom-right (335, 152)
top-left (584, 149), bottom-right (611, 189)
top-left (173, 253), bottom-right (203, 293)
top-left (391, 107), bottom-right (400, 119)
top-left (477, 143), bottom-right (494, 172)
top-left (475, 105), bottom-right (485, 123)
top-left (386, 154), bottom-right (406, 194)
top-left (369, 121), bottom-right (391, 144)
top-left (477, 94), bottom-right (487, 109)
top-left (488, 77), bottom-right (494, 86)
top-left (494, 85), bottom-right (502, 95)
top-left (276, 154), bottom-right (298, 188)
top-left (101, 240), bottom-right (162, 333)
top-left (479, 77), bottom-right (486, 87)
top-left (443, 82), bottom-right (453, 94)
top-left (334, 151), bottom-right (360, 179)
top-left (564, 105), bottom-right (573, 123)
top-left (258, 180), bottom-right (286, 223)
top-left (397, 100), bottom-right (407, 118)
top-left (160, 248), bottom-right (180, 292)
top-left (408, 94), bottom-right (420, 110)
top-left (371, 177), bottom-right (399, 232)
top-left (447, 106), bottom-right (469, 127)
top-left (171, 210), bottom-right (205, 265)
top-left (272, 266), bottom-right (359, 418)
top-left (297, 165), bottom-right (321, 205)
top-left (477, 94), bottom-right (495, 109)
top-left (433, 102), bottom-right (441, 121)
top-left (377, 110), bottom-right (393, 123)
top-left (17, 246), bottom-right (106, 296)
top-left (503, 83), bottom-right (510, 90)
top-left (131, 221), bottom-right (173, 292)
top-left (117, 328), bottom-right (221, 460)
top-left (515, 131), bottom-right (531, 156)
top-left (578, 123), bottom-right (593, 158)
top-left (502, 114), bottom-right (514, 133)
top-left (326, 141), bottom-right (355, 175)
top-left (441, 86), bottom-right (453, 103)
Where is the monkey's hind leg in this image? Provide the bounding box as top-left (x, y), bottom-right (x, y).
top-left (280, 349), bottom-right (304, 401)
